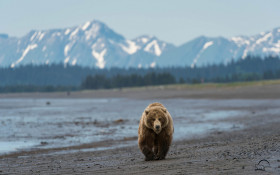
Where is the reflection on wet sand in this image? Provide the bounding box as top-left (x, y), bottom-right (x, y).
top-left (0, 98), bottom-right (279, 155)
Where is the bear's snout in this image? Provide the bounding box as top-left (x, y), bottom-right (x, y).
top-left (153, 120), bottom-right (162, 134)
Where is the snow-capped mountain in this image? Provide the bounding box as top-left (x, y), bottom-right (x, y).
top-left (158, 27), bottom-right (280, 67)
top-left (0, 20), bottom-right (280, 69)
top-left (0, 20), bottom-right (174, 69)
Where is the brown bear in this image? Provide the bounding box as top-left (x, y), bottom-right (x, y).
top-left (138, 102), bottom-right (174, 161)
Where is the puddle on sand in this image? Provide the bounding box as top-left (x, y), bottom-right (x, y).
top-left (0, 141), bottom-right (38, 154)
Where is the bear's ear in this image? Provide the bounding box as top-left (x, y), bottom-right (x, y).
top-left (145, 109), bottom-right (149, 115)
top-left (161, 108), bottom-right (167, 113)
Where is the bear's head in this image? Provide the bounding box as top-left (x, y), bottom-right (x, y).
top-left (144, 107), bottom-right (169, 134)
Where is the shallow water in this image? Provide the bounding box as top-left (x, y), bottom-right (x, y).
top-left (0, 98), bottom-right (279, 155)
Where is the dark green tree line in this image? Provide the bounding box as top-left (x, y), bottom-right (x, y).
top-left (81, 72), bottom-right (176, 89)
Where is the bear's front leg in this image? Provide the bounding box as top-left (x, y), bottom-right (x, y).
top-left (139, 135), bottom-right (155, 161)
top-left (153, 138), bottom-right (159, 155)
top-left (155, 133), bottom-right (172, 160)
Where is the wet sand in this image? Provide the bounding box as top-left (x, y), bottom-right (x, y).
top-left (1, 82), bottom-right (280, 174)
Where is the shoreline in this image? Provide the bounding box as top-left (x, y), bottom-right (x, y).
top-left (0, 137), bottom-right (138, 159)
top-left (1, 81), bottom-right (280, 174)
top-left (1, 112), bottom-right (279, 174)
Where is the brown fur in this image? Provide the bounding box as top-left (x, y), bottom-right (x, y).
top-left (138, 102), bottom-right (174, 161)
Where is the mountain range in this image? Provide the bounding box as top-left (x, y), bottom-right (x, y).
top-left (0, 20), bottom-right (279, 69)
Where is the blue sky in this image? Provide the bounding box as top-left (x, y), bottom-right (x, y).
top-left (1, 0), bottom-right (280, 45)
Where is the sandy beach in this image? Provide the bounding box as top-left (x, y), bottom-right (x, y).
top-left (1, 80), bottom-right (280, 100)
top-left (1, 81), bottom-right (280, 174)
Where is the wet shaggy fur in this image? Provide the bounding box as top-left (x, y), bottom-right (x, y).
top-left (138, 102), bottom-right (174, 161)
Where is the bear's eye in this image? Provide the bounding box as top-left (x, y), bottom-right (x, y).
top-left (158, 118), bottom-right (161, 121)
top-left (152, 118), bottom-right (155, 121)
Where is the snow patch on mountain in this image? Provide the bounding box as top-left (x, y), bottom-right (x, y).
top-left (85, 23), bottom-right (100, 40)
top-left (92, 49), bottom-right (107, 69)
top-left (231, 37), bottom-right (250, 46)
top-left (64, 57), bottom-right (70, 64)
top-left (256, 32), bottom-right (272, 44)
top-left (134, 35), bottom-right (152, 44)
top-left (30, 32), bottom-right (37, 41)
top-left (144, 40), bottom-right (162, 56)
top-left (64, 29), bottom-right (71, 35)
top-left (141, 37), bottom-right (149, 43)
top-left (263, 47), bottom-right (280, 53)
top-left (191, 41), bottom-right (214, 68)
top-left (120, 40), bottom-right (139, 54)
top-left (72, 58), bottom-right (77, 66)
top-left (150, 61), bottom-right (156, 68)
top-left (242, 49), bottom-right (249, 59)
top-left (203, 41), bottom-right (214, 50)
top-left (70, 28), bottom-right (79, 39)
top-left (64, 41), bottom-right (76, 56)
top-left (30, 31), bottom-right (46, 41)
top-left (64, 44), bottom-right (71, 56)
top-left (38, 32), bottom-right (45, 41)
top-left (11, 44), bottom-right (38, 68)
top-left (82, 21), bottom-right (91, 31)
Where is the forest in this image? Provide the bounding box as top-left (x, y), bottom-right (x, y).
top-left (81, 72), bottom-right (176, 89)
top-left (0, 56), bottom-right (280, 92)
